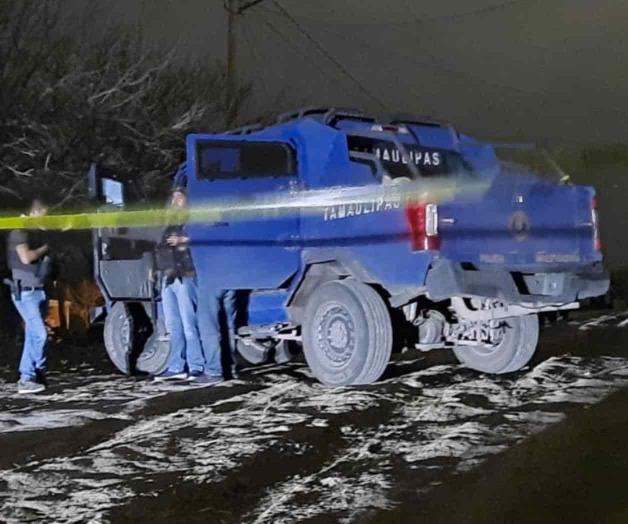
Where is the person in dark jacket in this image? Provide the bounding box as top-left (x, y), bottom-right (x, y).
top-left (153, 187), bottom-right (204, 381)
top-left (6, 198), bottom-right (51, 394)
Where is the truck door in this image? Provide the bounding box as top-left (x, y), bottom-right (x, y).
top-left (186, 136), bottom-right (301, 289)
top-left (87, 164), bottom-right (160, 301)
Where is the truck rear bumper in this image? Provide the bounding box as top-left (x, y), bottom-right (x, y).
top-left (425, 260), bottom-right (610, 304)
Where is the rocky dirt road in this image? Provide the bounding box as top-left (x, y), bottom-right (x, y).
top-left (1, 310), bottom-right (627, 523)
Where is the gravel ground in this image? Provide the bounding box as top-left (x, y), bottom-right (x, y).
top-left (0, 309), bottom-right (627, 523)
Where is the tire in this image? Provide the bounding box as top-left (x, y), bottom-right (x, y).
top-left (236, 338), bottom-right (300, 365)
top-left (236, 338), bottom-right (270, 365)
top-left (103, 302), bottom-right (170, 375)
top-left (302, 279), bottom-right (392, 386)
top-left (417, 310), bottom-right (446, 345)
top-left (274, 340), bottom-right (300, 364)
top-left (135, 325), bottom-right (169, 375)
top-left (452, 314), bottom-right (539, 374)
top-left (103, 302), bottom-right (133, 374)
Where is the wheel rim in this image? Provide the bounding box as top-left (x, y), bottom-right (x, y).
top-left (135, 329), bottom-right (170, 374)
top-left (457, 319), bottom-right (510, 358)
top-left (315, 303), bottom-right (356, 366)
top-left (137, 344), bottom-right (157, 362)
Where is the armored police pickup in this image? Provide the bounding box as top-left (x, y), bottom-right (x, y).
top-left (89, 107), bottom-right (609, 386)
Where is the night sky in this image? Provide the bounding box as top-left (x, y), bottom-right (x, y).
top-left (62, 0), bottom-right (628, 267)
top-left (93, 0), bottom-right (628, 143)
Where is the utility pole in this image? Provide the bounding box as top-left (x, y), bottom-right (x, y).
top-left (225, 0), bottom-right (237, 116)
top-left (224, 0), bottom-right (265, 126)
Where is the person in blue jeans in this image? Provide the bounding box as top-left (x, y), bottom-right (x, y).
top-left (197, 287), bottom-right (237, 383)
top-left (7, 198), bottom-right (51, 394)
top-left (153, 188), bottom-right (205, 381)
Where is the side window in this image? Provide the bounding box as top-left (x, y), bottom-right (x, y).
top-left (196, 141), bottom-right (296, 180)
top-left (346, 135), bottom-right (470, 179)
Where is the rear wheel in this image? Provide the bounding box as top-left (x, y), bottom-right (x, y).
top-left (103, 302), bottom-right (169, 375)
top-left (274, 340), bottom-right (300, 364)
top-left (235, 337), bottom-right (300, 366)
top-left (135, 326), bottom-right (169, 375)
top-left (236, 338), bottom-right (270, 365)
top-left (452, 314), bottom-right (539, 374)
top-left (302, 279), bottom-right (392, 386)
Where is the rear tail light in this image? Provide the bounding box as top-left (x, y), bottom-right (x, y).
top-left (370, 124), bottom-right (409, 134)
top-left (592, 196), bottom-right (602, 251)
top-left (405, 202), bottom-right (440, 250)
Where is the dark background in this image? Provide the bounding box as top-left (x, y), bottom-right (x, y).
top-left (98, 0), bottom-right (628, 143)
top-left (0, 0), bottom-right (626, 315)
top-left (75, 0), bottom-right (628, 267)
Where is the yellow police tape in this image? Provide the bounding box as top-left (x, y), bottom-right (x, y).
top-left (0, 178), bottom-right (489, 231)
top-left (0, 208), bottom-right (215, 231)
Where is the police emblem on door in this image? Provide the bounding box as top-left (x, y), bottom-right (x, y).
top-left (509, 210), bottom-right (530, 240)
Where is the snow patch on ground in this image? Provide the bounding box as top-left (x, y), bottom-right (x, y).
top-left (244, 431), bottom-right (393, 524)
top-left (0, 408), bottom-right (131, 433)
top-left (243, 355), bottom-right (628, 522)
top-left (1, 353), bottom-right (628, 522)
top-left (0, 377), bottom-right (385, 523)
top-left (573, 310), bottom-right (628, 330)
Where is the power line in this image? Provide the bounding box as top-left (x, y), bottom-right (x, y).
top-left (261, 4), bottom-right (536, 99)
top-left (259, 5), bottom-right (537, 110)
top-left (249, 2), bottom-right (628, 128)
top-left (259, 4), bottom-right (628, 124)
top-left (270, 0), bottom-right (390, 111)
top-left (307, 19), bottom-right (537, 98)
top-left (413, 0), bottom-right (536, 24)
top-left (306, 17), bottom-right (605, 107)
top-left (295, 17), bottom-right (628, 125)
top-left (268, 0), bottom-right (537, 27)
top-left (257, 11), bottom-right (361, 100)
top-left (236, 0), bottom-right (266, 14)
top-left (256, 3), bottom-right (542, 99)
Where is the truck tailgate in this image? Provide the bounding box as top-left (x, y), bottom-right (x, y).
top-left (437, 174), bottom-right (602, 268)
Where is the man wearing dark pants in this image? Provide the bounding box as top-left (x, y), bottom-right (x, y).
top-left (7, 198), bottom-right (50, 394)
top-left (153, 187), bottom-right (205, 381)
top-left (197, 288), bottom-right (237, 383)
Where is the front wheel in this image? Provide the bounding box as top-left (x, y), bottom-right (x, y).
top-left (452, 314), bottom-right (539, 374)
top-left (302, 279), bottom-right (392, 386)
top-left (103, 302), bottom-right (170, 375)
top-left (103, 302), bottom-right (133, 374)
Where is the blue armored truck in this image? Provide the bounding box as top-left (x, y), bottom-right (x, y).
top-left (89, 108), bottom-right (609, 386)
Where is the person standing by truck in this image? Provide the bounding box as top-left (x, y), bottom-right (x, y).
top-left (6, 197), bottom-right (51, 394)
top-left (153, 187), bottom-right (205, 381)
top-left (196, 287), bottom-right (237, 383)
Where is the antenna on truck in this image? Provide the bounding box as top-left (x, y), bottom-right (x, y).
top-left (542, 149), bottom-right (572, 185)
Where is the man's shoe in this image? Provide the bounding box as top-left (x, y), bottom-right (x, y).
top-left (186, 370), bottom-right (204, 381)
top-left (153, 370), bottom-right (188, 382)
top-left (17, 380), bottom-right (46, 394)
top-left (188, 373), bottom-right (223, 386)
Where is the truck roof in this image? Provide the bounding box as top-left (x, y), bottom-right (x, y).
top-left (225, 107), bottom-right (457, 145)
top-left (190, 107), bottom-right (499, 176)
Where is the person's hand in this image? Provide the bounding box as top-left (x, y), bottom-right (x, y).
top-left (166, 235), bottom-right (189, 246)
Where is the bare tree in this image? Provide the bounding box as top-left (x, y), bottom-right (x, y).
top-left (0, 0), bottom-right (250, 208)
top-left (0, 0), bottom-right (251, 329)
